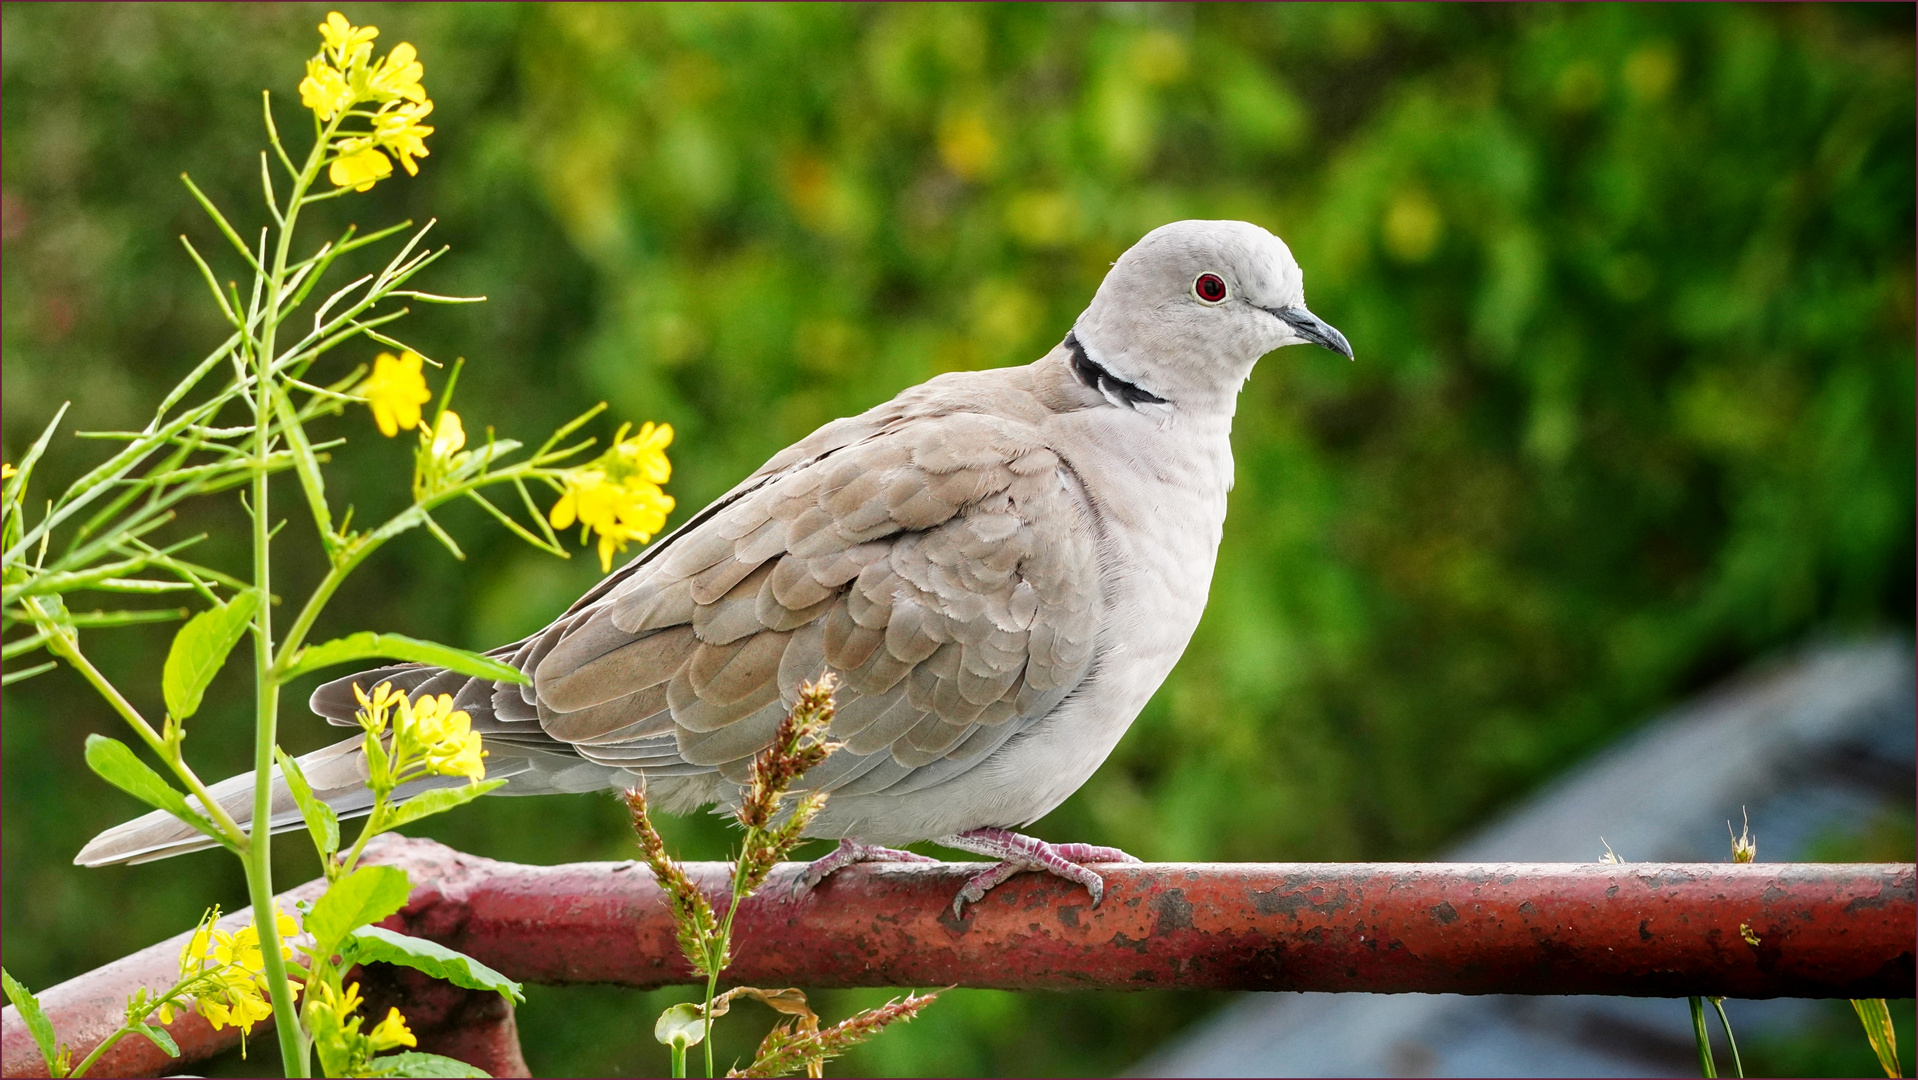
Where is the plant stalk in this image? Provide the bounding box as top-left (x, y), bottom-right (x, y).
top-left (1690, 996), bottom-right (1717, 1078)
top-left (1708, 998), bottom-right (1744, 1079)
top-left (244, 106), bottom-right (342, 1080)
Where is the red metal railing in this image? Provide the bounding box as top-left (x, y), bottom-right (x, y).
top-left (5, 834), bottom-right (1912, 1078)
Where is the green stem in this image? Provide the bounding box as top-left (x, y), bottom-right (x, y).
top-left (246, 109), bottom-right (342, 1080)
top-left (1690, 996), bottom-right (1717, 1078)
top-left (1709, 998), bottom-right (1743, 1079)
top-left (334, 793), bottom-right (389, 880)
top-left (700, 831), bottom-right (759, 1079)
top-left (67, 983), bottom-right (194, 1078)
top-left (67, 1029), bottom-right (130, 1078)
top-left (271, 542), bottom-right (367, 674)
top-left (703, 953), bottom-right (721, 1079)
top-left (671, 1042), bottom-right (687, 1079)
top-left (271, 461), bottom-right (560, 680)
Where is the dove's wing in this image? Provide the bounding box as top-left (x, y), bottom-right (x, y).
top-left (312, 396), bottom-right (1105, 799)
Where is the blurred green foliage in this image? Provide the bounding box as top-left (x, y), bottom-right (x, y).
top-left (3, 4), bottom-right (1911, 1076)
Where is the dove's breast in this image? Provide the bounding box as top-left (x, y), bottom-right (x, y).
top-left (999, 407), bottom-right (1235, 819)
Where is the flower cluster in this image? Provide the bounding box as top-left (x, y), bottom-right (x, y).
top-left (353, 680), bottom-right (486, 785)
top-left (165, 905), bottom-right (302, 1047)
top-left (550, 421), bottom-right (677, 571)
top-left (306, 980), bottom-right (416, 1078)
top-left (297, 12), bottom-right (434, 192)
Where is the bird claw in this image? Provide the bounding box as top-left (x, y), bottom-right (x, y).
top-left (793, 839), bottom-right (938, 898)
top-left (940, 828), bottom-right (1138, 916)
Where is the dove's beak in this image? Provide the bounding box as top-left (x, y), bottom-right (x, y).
top-left (1269, 306), bottom-right (1354, 361)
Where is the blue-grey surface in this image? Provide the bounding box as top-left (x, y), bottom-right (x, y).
top-left (1133, 638), bottom-right (1915, 1078)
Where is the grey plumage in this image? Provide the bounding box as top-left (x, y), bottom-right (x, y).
top-left (77, 219), bottom-right (1351, 868)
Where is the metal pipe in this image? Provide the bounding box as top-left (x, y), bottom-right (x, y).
top-left (5, 835), bottom-right (1911, 1077)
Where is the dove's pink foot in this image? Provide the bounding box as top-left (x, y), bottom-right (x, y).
top-left (937, 827), bottom-right (1142, 916)
top-left (794, 838), bottom-right (938, 896)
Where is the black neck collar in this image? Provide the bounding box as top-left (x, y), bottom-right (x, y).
top-left (1065, 331), bottom-right (1167, 408)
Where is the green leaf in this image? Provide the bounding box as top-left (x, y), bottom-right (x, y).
top-left (275, 747), bottom-right (339, 860)
top-left (3, 967), bottom-right (61, 1076)
top-left (366, 1050), bottom-right (490, 1077)
top-left (129, 1022), bottom-right (179, 1058)
top-left (1852, 999), bottom-right (1901, 1079)
top-left (343, 925), bottom-right (524, 1003)
top-left (161, 592), bottom-right (259, 720)
top-left (282, 632), bottom-right (528, 685)
top-left (3, 402), bottom-right (69, 509)
top-left (268, 381), bottom-right (334, 549)
top-left (82, 735), bottom-right (228, 848)
top-left (374, 780), bottom-right (506, 836)
top-left (306, 865), bottom-right (412, 958)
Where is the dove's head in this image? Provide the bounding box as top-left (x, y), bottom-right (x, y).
top-left (1071, 219), bottom-right (1351, 413)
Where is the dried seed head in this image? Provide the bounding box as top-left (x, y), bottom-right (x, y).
top-left (625, 787), bottom-right (722, 976)
top-left (1730, 809), bottom-right (1756, 864)
top-left (739, 673), bottom-right (842, 830)
top-left (729, 989), bottom-right (939, 1079)
top-left (738, 791), bottom-right (830, 896)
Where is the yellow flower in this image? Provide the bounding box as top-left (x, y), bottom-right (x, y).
top-left (319, 12), bottom-right (379, 67)
top-left (299, 59), bottom-right (354, 121)
top-left (549, 422), bottom-right (677, 572)
top-left (333, 980), bottom-right (366, 1018)
top-left (372, 99), bottom-right (434, 176)
top-left (352, 679), bottom-right (407, 735)
top-left (395, 691), bottom-right (487, 782)
top-left (612, 421), bottom-right (674, 485)
top-left (361, 350), bottom-right (433, 436)
top-left (2, 463), bottom-right (14, 480)
top-left (172, 905), bottom-right (300, 1048)
top-left (199, 990), bottom-right (275, 1036)
top-left (302, 16), bottom-right (433, 189)
top-left (549, 471), bottom-right (677, 572)
top-left (427, 409), bottom-right (465, 460)
top-left (328, 140), bottom-right (393, 192)
top-left (432, 727), bottom-right (487, 781)
top-left (368, 1007), bottom-right (418, 1051)
top-left (211, 925), bottom-right (263, 974)
top-left (367, 42), bottom-right (427, 104)
top-left (178, 907), bottom-right (221, 974)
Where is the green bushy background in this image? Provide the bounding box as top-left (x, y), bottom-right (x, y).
top-left (4, 4), bottom-right (1911, 1076)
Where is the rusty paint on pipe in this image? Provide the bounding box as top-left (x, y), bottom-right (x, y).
top-left (5, 835), bottom-right (1913, 1077)
top-left (378, 837), bottom-right (1910, 997)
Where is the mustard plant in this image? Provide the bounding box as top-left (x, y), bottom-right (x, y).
top-left (2, 10), bottom-right (672, 1077)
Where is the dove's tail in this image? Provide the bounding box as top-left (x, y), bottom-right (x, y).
top-left (74, 729), bottom-right (666, 867)
top-left (73, 736), bottom-right (404, 867)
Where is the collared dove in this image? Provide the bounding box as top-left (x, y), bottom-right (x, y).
top-left (77, 219), bottom-right (1352, 914)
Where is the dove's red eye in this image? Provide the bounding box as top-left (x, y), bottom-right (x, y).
top-left (1194, 273), bottom-right (1228, 303)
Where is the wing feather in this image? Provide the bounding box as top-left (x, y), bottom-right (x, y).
top-left (311, 392), bottom-right (1104, 812)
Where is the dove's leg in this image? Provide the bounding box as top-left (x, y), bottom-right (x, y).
top-left (794, 838), bottom-right (939, 895)
top-left (937, 827), bottom-right (1142, 916)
